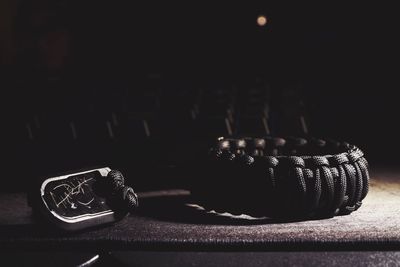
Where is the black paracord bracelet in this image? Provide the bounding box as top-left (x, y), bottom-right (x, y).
top-left (191, 136), bottom-right (370, 219)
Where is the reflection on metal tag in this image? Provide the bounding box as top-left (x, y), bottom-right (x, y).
top-left (39, 167), bottom-right (126, 231)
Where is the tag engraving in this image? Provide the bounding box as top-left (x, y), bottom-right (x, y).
top-left (39, 167), bottom-right (124, 230)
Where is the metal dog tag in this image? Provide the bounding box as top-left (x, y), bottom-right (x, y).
top-left (38, 167), bottom-right (127, 231)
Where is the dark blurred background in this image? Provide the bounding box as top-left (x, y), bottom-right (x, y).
top-left (1, 1), bottom-right (398, 191)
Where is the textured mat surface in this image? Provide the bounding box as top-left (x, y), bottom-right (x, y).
top-left (1, 169), bottom-right (400, 251)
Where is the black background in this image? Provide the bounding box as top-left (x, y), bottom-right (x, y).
top-left (2, 1), bottom-right (399, 190)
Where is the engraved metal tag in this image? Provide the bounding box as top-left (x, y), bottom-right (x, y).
top-left (39, 167), bottom-right (126, 231)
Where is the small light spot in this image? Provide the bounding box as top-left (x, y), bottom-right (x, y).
top-left (257, 15), bottom-right (268, 27)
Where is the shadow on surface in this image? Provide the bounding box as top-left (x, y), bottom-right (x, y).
top-left (136, 193), bottom-right (330, 225)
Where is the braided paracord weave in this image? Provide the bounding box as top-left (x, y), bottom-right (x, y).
top-left (107, 170), bottom-right (139, 210)
top-left (191, 137), bottom-right (370, 219)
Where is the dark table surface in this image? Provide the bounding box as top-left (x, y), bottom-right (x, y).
top-left (1, 168), bottom-right (400, 252)
top-left (1, 168), bottom-right (400, 266)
